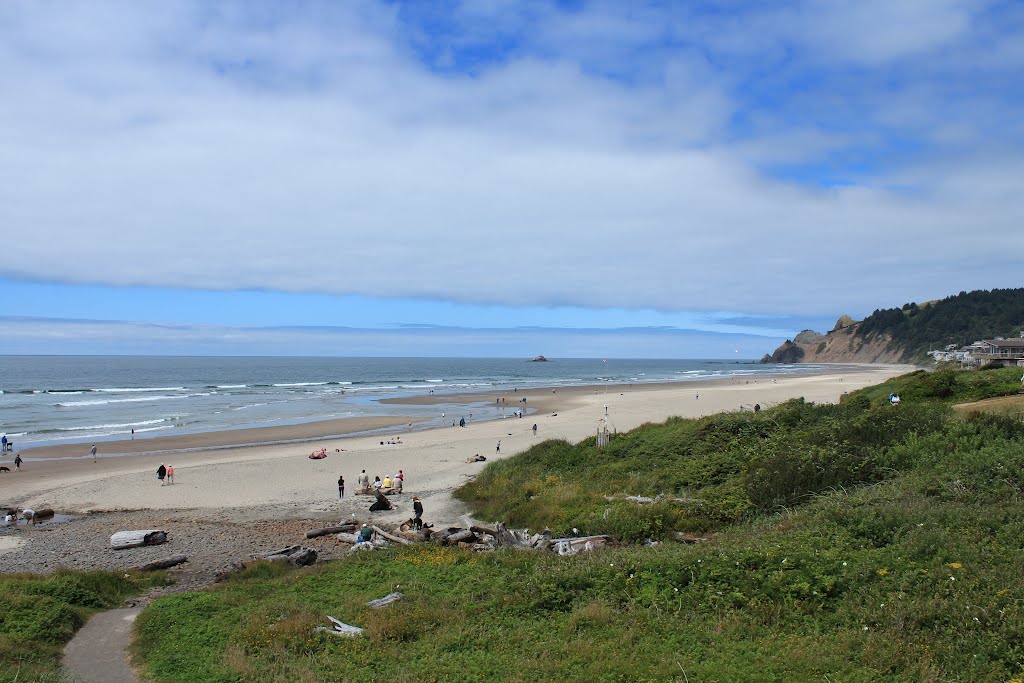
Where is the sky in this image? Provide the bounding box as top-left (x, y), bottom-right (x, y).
top-left (0, 1), bottom-right (1021, 358)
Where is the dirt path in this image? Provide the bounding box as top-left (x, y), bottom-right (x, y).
top-left (63, 607), bottom-right (143, 683)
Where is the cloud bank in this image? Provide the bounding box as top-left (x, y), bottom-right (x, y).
top-left (0, 316), bottom-right (778, 359)
top-left (1, 1), bottom-right (1021, 317)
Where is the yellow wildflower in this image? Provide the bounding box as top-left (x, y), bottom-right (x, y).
top-left (947, 562), bottom-right (962, 569)
top-left (877, 569), bottom-right (889, 576)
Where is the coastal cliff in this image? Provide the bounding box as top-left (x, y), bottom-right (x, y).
top-left (762, 287), bottom-right (1024, 365)
top-left (761, 319), bottom-right (905, 364)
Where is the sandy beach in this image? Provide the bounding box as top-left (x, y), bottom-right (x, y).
top-left (1, 365), bottom-right (912, 527)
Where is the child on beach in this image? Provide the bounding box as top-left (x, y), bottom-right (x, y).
top-left (14, 454), bottom-right (22, 470)
top-left (166, 464), bottom-right (174, 485)
top-left (338, 475), bottom-right (345, 498)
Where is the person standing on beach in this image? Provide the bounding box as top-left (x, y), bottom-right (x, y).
top-left (532, 423), bottom-right (538, 436)
top-left (90, 444), bottom-right (97, 462)
top-left (496, 440), bottom-right (501, 454)
top-left (1, 435), bottom-right (6, 451)
top-left (358, 469), bottom-right (369, 492)
top-left (14, 454), bottom-right (22, 470)
top-left (338, 475), bottom-right (345, 498)
top-left (157, 463), bottom-right (166, 485)
top-left (166, 464), bottom-right (174, 484)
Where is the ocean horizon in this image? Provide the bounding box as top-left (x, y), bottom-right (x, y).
top-left (0, 355), bottom-right (826, 449)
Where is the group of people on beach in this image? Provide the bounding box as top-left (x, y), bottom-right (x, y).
top-left (339, 469), bottom-right (405, 498)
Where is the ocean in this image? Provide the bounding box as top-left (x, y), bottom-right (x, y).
top-left (0, 356), bottom-right (822, 449)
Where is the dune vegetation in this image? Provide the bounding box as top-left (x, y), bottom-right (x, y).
top-left (120, 367), bottom-right (1024, 682)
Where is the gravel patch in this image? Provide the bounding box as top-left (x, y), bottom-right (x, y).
top-left (0, 508), bottom-right (355, 581)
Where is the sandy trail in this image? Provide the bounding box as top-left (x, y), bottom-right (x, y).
top-left (0, 366), bottom-right (911, 527)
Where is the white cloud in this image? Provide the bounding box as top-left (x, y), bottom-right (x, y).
top-left (0, 1), bottom-right (1020, 319)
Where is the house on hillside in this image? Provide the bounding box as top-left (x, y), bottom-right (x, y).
top-left (967, 338), bottom-right (1024, 367)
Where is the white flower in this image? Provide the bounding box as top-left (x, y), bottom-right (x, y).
top-left (842, 562), bottom-right (847, 567)
top-left (949, 576), bottom-right (956, 581)
top-left (863, 626), bottom-right (869, 630)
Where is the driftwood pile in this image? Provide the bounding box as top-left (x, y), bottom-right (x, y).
top-left (318, 519), bottom-right (612, 555)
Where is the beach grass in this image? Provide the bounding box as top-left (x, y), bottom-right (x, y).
top-left (0, 569), bottom-right (170, 682)
top-left (130, 368), bottom-right (1024, 682)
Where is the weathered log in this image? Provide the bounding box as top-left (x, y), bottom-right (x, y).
top-left (135, 555), bottom-right (188, 571)
top-left (367, 592), bottom-right (403, 608)
top-left (431, 527), bottom-right (461, 543)
top-left (317, 616), bottom-right (364, 637)
top-left (263, 545), bottom-right (317, 566)
top-left (444, 529), bottom-right (477, 546)
top-left (371, 525), bottom-right (413, 546)
top-left (306, 525), bottom-right (356, 539)
top-left (469, 525), bottom-right (498, 537)
top-left (551, 535), bottom-right (611, 555)
top-left (336, 532), bottom-right (360, 544)
top-left (111, 530), bottom-right (168, 550)
top-left (493, 522), bottom-right (522, 547)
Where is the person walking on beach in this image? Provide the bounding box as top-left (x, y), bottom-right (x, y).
top-left (90, 444), bottom-right (97, 462)
top-left (496, 440), bottom-right (501, 454)
top-left (338, 475), bottom-right (345, 498)
top-left (157, 463), bottom-right (166, 485)
top-left (532, 423), bottom-right (538, 436)
top-left (14, 454), bottom-right (22, 470)
top-left (358, 469), bottom-right (369, 492)
top-left (166, 464), bottom-right (174, 485)
top-left (1, 435), bottom-right (7, 451)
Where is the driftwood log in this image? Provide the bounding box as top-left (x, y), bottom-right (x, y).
top-left (443, 529), bottom-right (477, 546)
top-left (336, 532), bottom-right (360, 544)
top-left (135, 555), bottom-right (188, 571)
top-left (367, 592), bottom-right (403, 608)
top-left (306, 524), bottom-right (357, 539)
top-left (371, 525), bottom-right (413, 546)
top-left (263, 545), bottom-right (318, 566)
top-left (316, 615), bottom-right (364, 637)
top-left (111, 530), bottom-right (168, 550)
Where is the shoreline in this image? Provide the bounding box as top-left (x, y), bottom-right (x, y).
top-left (11, 363), bottom-right (892, 460)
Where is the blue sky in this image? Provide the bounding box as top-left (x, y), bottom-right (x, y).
top-left (0, 1), bottom-right (1021, 357)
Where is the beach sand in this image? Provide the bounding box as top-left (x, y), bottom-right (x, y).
top-left (0, 365), bottom-right (912, 529)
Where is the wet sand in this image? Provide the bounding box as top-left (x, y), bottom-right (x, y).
top-left (18, 416), bottom-right (424, 460)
